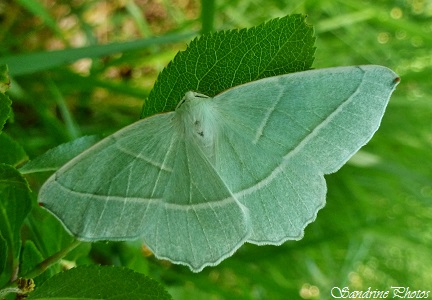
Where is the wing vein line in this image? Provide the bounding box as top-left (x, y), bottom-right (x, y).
top-left (235, 72), bottom-right (366, 197)
top-left (115, 143), bottom-right (173, 172)
top-left (253, 82), bottom-right (284, 144)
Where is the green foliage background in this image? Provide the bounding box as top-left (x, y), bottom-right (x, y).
top-left (1, 0), bottom-right (431, 299)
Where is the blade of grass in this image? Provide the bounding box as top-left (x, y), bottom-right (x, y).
top-left (0, 31), bottom-right (196, 76)
top-left (201, 0), bottom-right (215, 33)
top-left (58, 70), bottom-right (150, 100)
top-left (16, 0), bottom-right (65, 40)
top-left (315, 9), bottom-right (376, 33)
top-left (126, 0), bottom-right (153, 37)
top-left (46, 79), bottom-right (81, 140)
top-left (340, 0), bottom-right (432, 43)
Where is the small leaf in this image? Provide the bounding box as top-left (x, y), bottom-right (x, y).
top-left (19, 135), bottom-right (101, 174)
top-left (0, 95), bottom-right (11, 134)
top-left (27, 265), bottom-right (173, 300)
top-left (0, 65), bottom-right (10, 94)
top-left (0, 65), bottom-right (11, 134)
top-left (141, 14), bottom-right (315, 118)
top-left (0, 133), bottom-right (28, 167)
top-left (0, 164), bottom-right (32, 286)
top-left (0, 65), bottom-right (12, 131)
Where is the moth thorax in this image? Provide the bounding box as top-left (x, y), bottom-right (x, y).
top-left (176, 91), bottom-right (218, 144)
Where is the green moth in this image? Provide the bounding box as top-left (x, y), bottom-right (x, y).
top-left (39, 65), bottom-right (399, 272)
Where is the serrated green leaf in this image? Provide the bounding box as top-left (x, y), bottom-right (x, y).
top-left (28, 265), bottom-right (173, 300)
top-left (19, 135), bottom-right (101, 174)
top-left (141, 14), bottom-right (315, 118)
top-left (0, 133), bottom-right (28, 166)
top-left (0, 164), bottom-right (32, 286)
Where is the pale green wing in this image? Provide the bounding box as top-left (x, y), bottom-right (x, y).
top-left (212, 65), bottom-right (399, 244)
top-left (39, 65), bottom-right (399, 271)
top-left (39, 113), bottom-right (250, 272)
